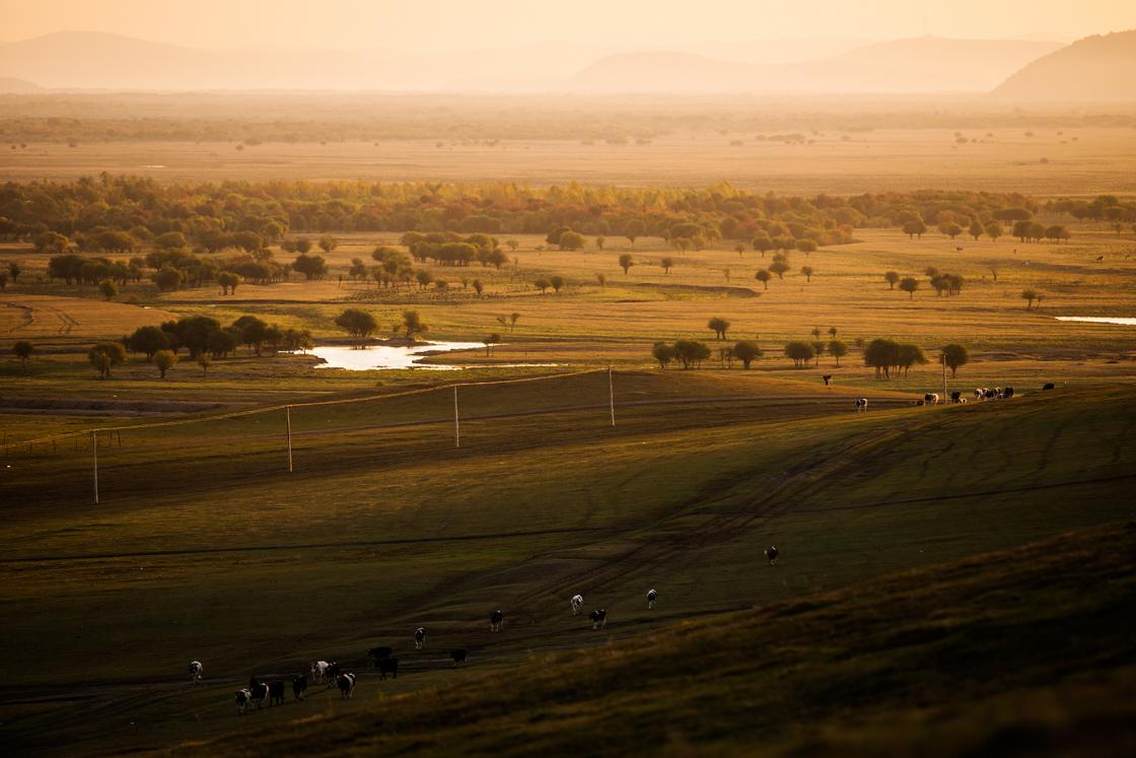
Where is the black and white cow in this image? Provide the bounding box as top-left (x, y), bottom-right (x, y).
top-left (188, 660), bottom-right (203, 684)
top-left (377, 656), bottom-right (399, 680)
top-left (235, 688), bottom-right (252, 715)
top-left (765, 545), bottom-right (779, 566)
top-left (924, 393), bottom-right (940, 406)
top-left (291, 674), bottom-right (308, 701)
top-left (570, 594), bottom-right (584, 615)
top-left (310, 660), bottom-right (331, 684)
top-left (1042, 382), bottom-right (1056, 391)
top-left (489, 609), bottom-right (504, 632)
top-left (590, 609), bottom-right (608, 630)
top-left (337, 672), bottom-right (356, 700)
top-left (450, 649), bottom-right (468, 666)
top-left (249, 679), bottom-right (270, 710)
top-left (854, 398), bottom-right (869, 412)
top-left (647, 588), bottom-right (657, 609)
top-left (268, 680), bottom-right (285, 706)
top-left (974, 387), bottom-right (987, 400)
top-left (368, 647), bottom-right (393, 668)
top-left (414, 627), bottom-right (427, 650)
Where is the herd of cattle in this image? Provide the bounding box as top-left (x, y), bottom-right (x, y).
top-left (197, 586), bottom-right (708, 714)
top-left (855, 381), bottom-right (1057, 412)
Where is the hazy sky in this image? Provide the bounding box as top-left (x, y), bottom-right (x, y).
top-left (2, 0), bottom-right (1134, 50)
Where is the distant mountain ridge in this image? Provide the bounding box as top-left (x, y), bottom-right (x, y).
top-left (993, 30), bottom-right (1136, 101)
top-left (0, 76), bottom-right (40, 93)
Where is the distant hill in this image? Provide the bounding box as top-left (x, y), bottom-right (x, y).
top-left (994, 30), bottom-right (1136, 101)
top-left (571, 37), bottom-right (1062, 94)
top-left (0, 76), bottom-right (40, 93)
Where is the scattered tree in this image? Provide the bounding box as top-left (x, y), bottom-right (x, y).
top-left (618, 254), bottom-right (634, 275)
top-left (154, 349), bottom-right (177, 378)
top-left (334, 308), bottom-right (378, 343)
top-left (768, 260), bottom-right (790, 280)
top-left (884, 270), bottom-right (900, 289)
top-left (652, 341), bottom-right (676, 369)
top-left (534, 278), bottom-right (550, 294)
top-left (755, 269), bottom-right (771, 289)
top-left (12, 340), bottom-right (34, 368)
top-left (708, 317), bottom-right (731, 340)
top-left (125, 325), bottom-right (170, 359)
top-left (828, 339), bottom-right (848, 366)
top-left (673, 339), bottom-right (711, 369)
top-left (1021, 289), bottom-right (1038, 309)
top-left (899, 277), bottom-right (919, 299)
top-left (88, 342), bottom-right (126, 379)
top-left (784, 341), bottom-right (815, 368)
top-left (98, 279), bottom-right (118, 301)
top-left (549, 275), bottom-right (565, 293)
top-left (661, 256), bottom-right (674, 274)
top-left (800, 265), bottom-right (814, 282)
top-left (940, 343), bottom-right (969, 377)
top-left (401, 310), bottom-right (427, 339)
top-left (483, 333), bottom-right (500, 357)
top-left (733, 340), bottom-right (762, 369)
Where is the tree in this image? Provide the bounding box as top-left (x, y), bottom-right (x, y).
top-left (661, 256), bottom-right (674, 274)
top-left (401, 310), bottom-right (427, 339)
top-left (155, 231), bottom-right (188, 250)
top-left (884, 271), bottom-right (900, 289)
top-left (154, 267), bottom-right (182, 292)
top-left (415, 269), bottom-right (433, 289)
top-left (197, 353), bottom-right (211, 377)
top-left (939, 222), bottom-right (963, 239)
top-left (624, 219), bottom-right (645, 246)
top-left (796, 239), bottom-right (818, 254)
top-left (549, 275), bottom-right (565, 293)
top-left (985, 222), bottom-right (1003, 243)
top-left (318, 236), bottom-right (338, 254)
top-left (8, 261), bottom-right (21, 282)
top-left (509, 312), bottom-right (520, 331)
top-left (708, 317), bottom-right (731, 340)
top-left (899, 277), bottom-right (919, 299)
top-left (902, 219), bottom-right (927, 239)
top-left (733, 340), bottom-right (762, 369)
top-left (800, 265), bottom-right (814, 282)
top-left (558, 231), bottom-right (585, 251)
top-left (768, 261), bottom-right (790, 280)
top-left (618, 254), bottom-right (634, 275)
top-left (828, 339), bottom-right (848, 366)
top-left (126, 325), bottom-right (170, 359)
top-left (811, 341), bottom-right (825, 367)
top-left (1021, 289), bottom-right (1038, 309)
top-left (969, 220), bottom-right (984, 240)
top-left (217, 271), bottom-right (240, 295)
top-left (232, 315), bottom-right (271, 355)
top-left (472, 279), bottom-right (484, 296)
top-left (154, 349), bottom-right (177, 378)
top-left (897, 343), bottom-right (928, 376)
top-left (941, 343), bottom-right (969, 377)
top-left (98, 279), bottom-right (118, 301)
top-left (483, 333), bottom-right (500, 357)
top-left (534, 278), bottom-right (550, 294)
top-left (88, 342), bottom-right (126, 379)
top-left (673, 340), bottom-right (711, 369)
top-left (506, 239), bottom-right (519, 252)
top-left (293, 254), bottom-right (328, 280)
top-left (595, 236), bottom-right (605, 250)
top-left (0, 271), bottom-right (7, 291)
top-left (12, 340), bottom-right (34, 368)
top-left (595, 273), bottom-right (606, 287)
top-left (334, 308), bottom-right (378, 343)
top-left (752, 234), bottom-right (774, 257)
top-left (754, 269), bottom-right (771, 289)
top-left (784, 341), bottom-right (815, 368)
top-left (652, 342), bottom-right (676, 369)
top-left (864, 338), bottom-right (900, 378)
top-left (295, 237), bottom-right (313, 254)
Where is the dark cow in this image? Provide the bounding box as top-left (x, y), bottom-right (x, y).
top-left (249, 679), bottom-right (270, 710)
top-left (235, 688), bottom-right (252, 715)
top-left (268, 680), bottom-right (285, 706)
top-left (337, 672), bottom-right (356, 700)
top-left (1043, 382), bottom-right (1055, 391)
top-left (368, 647), bottom-right (393, 668)
top-left (765, 545), bottom-right (779, 566)
top-left (924, 393), bottom-right (940, 406)
top-left (291, 674), bottom-right (308, 701)
top-left (450, 649), bottom-right (468, 666)
top-left (489, 609), bottom-right (504, 632)
top-left (324, 662), bottom-right (340, 688)
top-left (1002, 386), bottom-right (1015, 399)
top-left (984, 388), bottom-right (999, 400)
top-left (822, 374), bottom-right (832, 386)
top-left (188, 660), bottom-right (203, 683)
top-left (647, 588), bottom-right (657, 609)
top-left (950, 391), bottom-right (961, 403)
top-left (378, 656), bottom-right (399, 680)
top-left (590, 609), bottom-right (608, 630)
top-left (414, 627), bottom-right (427, 650)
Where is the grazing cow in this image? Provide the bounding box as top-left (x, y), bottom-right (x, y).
top-left (1096, 255), bottom-right (1104, 262)
top-left (1043, 382), bottom-right (1055, 391)
top-left (822, 374), bottom-right (832, 386)
top-left (950, 391), bottom-right (961, 404)
top-left (325, 662), bottom-right (340, 688)
top-left (854, 397), bottom-right (868, 412)
top-left (590, 609), bottom-right (608, 630)
top-left (570, 594), bottom-right (584, 615)
top-left (249, 679), bottom-right (270, 710)
top-left (924, 393), bottom-right (940, 406)
top-left (1003, 386), bottom-right (1015, 399)
top-left (984, 388), bottom-right (999, 400)
top-left (450, 649), bottom-right (468, 666)
top-left (414, 627), bottom-right (427, 650)
top-left (268, 680), bottom-right (285, 706)
top-left (311, 660), bottom-right (330, 684)
top-left (188, 660), bottom-right (203, 683)
top-left (955, 246), bottom-right (964, 252)
top-left (974, 387), bottom-right (986, 400)
top-left (368, 647), bottom-right (393, 668)
top-left (291, 674), bottom-right (308, 701)
top-left (489, 609), bottom-right (504, 632)
top-left (765, 545), bottom-right (779, 566)
top-left (647, 588), bottom-right (657, 609)
top-left (235, 688), bottom-right (252, 715)
top-left (337, 672), bottom-right (356, 700)
top-left (377, 656), bottom-right (399, 680)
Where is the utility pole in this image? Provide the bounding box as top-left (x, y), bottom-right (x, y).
top-left (454, 385), bottom-right (461, 448)
top-left (941, 353), bottom-right (948, 401)
top-left (92, 430), bottom-right (99, 505)
top-left (286, 405), bottom-right (294, 473)
top-left (608, 367), bottom-right (616, 427)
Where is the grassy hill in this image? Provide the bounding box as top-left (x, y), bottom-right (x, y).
top-left (994, 30), bottom-right (1136, 101)
top-left (197, 521), bottom-right (1136, 755)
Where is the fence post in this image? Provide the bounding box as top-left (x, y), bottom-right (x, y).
top-left (454, 385), bottom-right (461, 448)
top-left (92, 430), bottom-right (99, 505)
top-left (286, 405), bottom-right (294, 473)
top-left (608, 367), bottom-right (616, 427)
